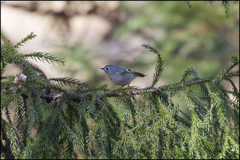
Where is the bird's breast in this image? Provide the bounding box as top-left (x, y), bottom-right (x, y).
top-left (108, 72), bottom-right (135, 86)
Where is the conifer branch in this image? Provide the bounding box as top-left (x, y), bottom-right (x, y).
top-left (13, 32), bottom-right (37, 48)
top-left (6, 55), bottom-right (40, 79)
top-left (6, 54), bottom-right (27, 70)
top-left (6, 54), bottom-right (52, 80)
top-left (227, 55), bottom-right (239, 72)
top-left (36, 78), bottom-right (218, 103)
top-left (142, 43), bottom-right (159, 54)
top-left (1, 32), bottom-right (6, 41)
top-left (33, 81), bottom-right (67, 93)
top-left (49, 77), bottom-right (88, 88)
top-left (181, 67), bottom-right (199, 83)
top-left (27, 61), bottom-right (47, 79)
top-left (1, 33), bottom-right (11, 46)
top-left (1, 123), bottom-right (14, 159)
top-left (4, 107), bottom-right (12, 125)
top-left (221, 1), bottom-right (230, 17)
top-left (23, 52), bottom-right (65, 65)
top-left (142, 43), bottom-right (164, 87)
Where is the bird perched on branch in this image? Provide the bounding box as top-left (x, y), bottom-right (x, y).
top-left (101, 65), bottom-right (146, 87)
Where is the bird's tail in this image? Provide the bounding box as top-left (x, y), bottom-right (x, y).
top-left (134, 71), bottom-right (146, 77)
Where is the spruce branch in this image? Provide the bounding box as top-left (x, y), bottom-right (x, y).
top-left (27, 61), bottom-right (47, 79)
top-left (224, 77), bottom-right (239, 99)
top-left (6, 55), bottom-right (40, 79)
top-left (49, 77), bottom-right (88, 88)
top-left (34, 78), bottom-right (212, 103)
top-left (76, 84), bottom-right (109, 94)
top-left (1, 48), bottom-right (7, 73)
top-left (13, 32), bottom-right (37, 48)
top-left (142, 43), bottom-right (159, 54)
top-left (1, 33), bottom-right (11, 47)
top-left (142, 43), bottom-right (164, 87)
top-left (14, 71), bottom-right (235, 105)
top-left (4, 107), bottom-right (12, 125)
top-left (1, 142), bottom-right (13, 159)
top-left (226, 55), bottom-right (239, 73)
top-left (181, 67), bottom-right (199, 83)
top-left (1, 32), bottom-right (6, 41)
top-left (33, 80), bottom-right (66, 93)
top-left (6, 54), bottom-right (28, 70)
top-left (23, 52), bottom-right (65, 65)
top-left (221, 1), bottom-right (230, 18)
top-left (1, 123), bottom-right (14, 159)
top-left (6, 54), bottom-right (51, 80)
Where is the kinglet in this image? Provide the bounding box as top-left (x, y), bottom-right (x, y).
top-left (101, 65), bottom-right (146, 87)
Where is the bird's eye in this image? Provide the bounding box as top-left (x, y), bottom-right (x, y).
top-left (126, 69), bottom-right (131, 72)
top-left (105, 67), bottom-right (108, 71)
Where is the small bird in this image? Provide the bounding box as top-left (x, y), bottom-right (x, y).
top-left (101, 65), bottom-right (146, 87)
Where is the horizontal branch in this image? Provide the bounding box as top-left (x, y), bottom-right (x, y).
top-left (37, 79), bottom-right (208, 104)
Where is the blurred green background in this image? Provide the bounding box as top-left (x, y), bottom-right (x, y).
top-left (2, 1), bottom-right (239, 88)
top-left (1, 1), bottom-right (239, 158)
top-left (56, 1), bottom-right (239, 88)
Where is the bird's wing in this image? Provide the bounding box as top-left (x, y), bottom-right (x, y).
top-left (119, 69), bottom-right (146, 77)
top-left (119, 69), bottom-right (131, 75)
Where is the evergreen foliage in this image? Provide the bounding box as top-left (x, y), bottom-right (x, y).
top-left (186, 1), bottom-right (238, 17)
top-left (142, 43), bottom-right (164, 87)
top-left (1, 33), bottom-right (239, 159)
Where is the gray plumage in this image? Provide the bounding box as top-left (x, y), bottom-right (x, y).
top-left (101, 65), bottom-right (146, 87)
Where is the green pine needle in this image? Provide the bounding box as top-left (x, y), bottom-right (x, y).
top-left (49, 77), bottom-right (88, 88)
top-left (181, 67), bottom-right (199, 83)
top-left (226, 55), bottom-right (239, 73)
top-left (27, 61), bottom-right (47, 79)
top-left (142, 43), bottom-right (164, 87)
top-left (14, 32), bottom-right (37, 48)
top-left (142, 43), bottom-right (159, 54)
top-left (23, 52), bottom-right (65, 65)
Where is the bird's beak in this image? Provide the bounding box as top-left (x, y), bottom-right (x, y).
top-left (100, 68), bottom-right (104, 70)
